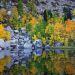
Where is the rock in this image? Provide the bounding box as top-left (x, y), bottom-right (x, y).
top-left (38, 0), bottom-right (47, 3)
top-left (0, 39), bottom-right (5, 48)
top-left (0, 50), bottom-right (5, 59)
top-left (24, 37), bottom-right (30, 42)
top-left (33, 39), bottom-right (42, 48)
top-left (0, 1), bottom-right (3, 8)
top-left (54, 43), bottom-right (64, 53)
top-left (36, 0), bottom-right (75, 15)
top-left (0, 39), bottom-right (11, 59)
top-left (7, 10), bottom-right (12, 16)
top-left (5, 41), bottom-right (10, 48)
top-left (5, 26), bottom-right (12, 32)
top-left (20, 27), bottom-right (26, 34)
top-left (45, 44), bottom-right (50, 51)
top-left (10, 39), bottom-right (18, 46)
top-left (33, 39), bottom-right (43, 56)
top-left (33, 49), bottom-right (42, 56)
top-left (8, 27), bottom-right (34, 66)
top-left (24, 40), bottom-right (32, 49)
top-left (4, 50), bottom-right (11, 56)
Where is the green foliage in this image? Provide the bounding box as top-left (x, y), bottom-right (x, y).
top-left (26, 23), bottom-right (32, 32)
top-left (11, 17), bottom-right (22, 29)
top-left (2, 0), bottom-right (7, 8)
top-left (18, 0), bottom-right (23, 16)
top-left (27, 0), bottom-right (36, 13)
top-left (32, 20), bottom-right (47, 38)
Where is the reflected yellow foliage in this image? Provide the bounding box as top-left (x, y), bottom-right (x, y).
top-left (0, 24), bottom-right (11, 40)
top-left (0, 56), bottom-right (11, 73)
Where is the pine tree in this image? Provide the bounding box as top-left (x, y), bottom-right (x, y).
top-left (63, 7), bottom-right (72, 21)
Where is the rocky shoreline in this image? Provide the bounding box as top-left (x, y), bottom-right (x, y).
top-left (0, 0), bottom-right (75, 15)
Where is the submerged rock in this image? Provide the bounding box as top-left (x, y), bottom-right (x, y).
top-left (54, 43), bottom-right (64, 53)
top-left (0, 39), bottom-right (5, 48)
top-left (0, 50), bottom-right (5, 59)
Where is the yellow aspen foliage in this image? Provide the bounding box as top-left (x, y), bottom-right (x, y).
top-left (37, 32), bottom-right (41, 38)
top-left (41, 37), bottom-right (46, 44)
top-left (5, 56), bottom-right (11, 64)
top-left (60, 38), bottom-right (64, 43)
top-left (45, 25), bottom-right (49, 33)
top-left (30, 66), bottom-right (37, 75)
top-left (0, 24), bottom-right (11, 40)
top-left (54, 62), bottom-right (63, 74)
top-left (54, 22), bottom-right (63, 32)
top-left (12, 6), bottom-right (19, 18)
top-left (66, 63), bottom-right (75, 75)
top-left (9, 70), bottom-right (13, 75)
top-left (32, 35), bottom-right (38, 40)
top-left (64, 38), bottom-right (68, 46)
top-left (42, 51), bottom-right (46, 58)
top-left (0, 14), bottom-right (3, 22)
top-left (0, 8), bottom-right (6, 22)
top-left (22, 15), bottom-right (27, 24)
top-left (33, 55), bottom-right (38, 61)
top-left (49, 39), bottom-right (54, 45)
top-left (22, 70), bottom-right (26, 75)
top-left (38, 15), bottom-right (43, 22)
top-left (0, 56), bottom-right (11, 73)
top-left (0, 8), bottom-right (6, 16)
top-left (30, 17), bottom-right (38, 26)
top-left (0, 58), bottom-right (6, 72)
top-left (6, 31), bottom-right (11, 40)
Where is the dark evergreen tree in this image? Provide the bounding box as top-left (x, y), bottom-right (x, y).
top-left (43, 9), bottom-right (48, 22)
top-left (63, 7), bottom-right (72, 21)
top-left (48, 10), bottom-right (53, 18)
top-left (43, 9), bottom-right (53, 22)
